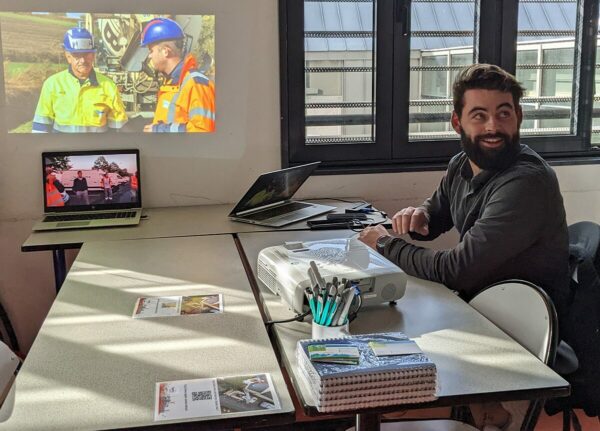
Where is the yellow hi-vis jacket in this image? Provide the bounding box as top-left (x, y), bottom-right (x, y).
top-left (33, 68), bottom-right (128, 133)
top-left (151, 55), bottom-right (215, 133)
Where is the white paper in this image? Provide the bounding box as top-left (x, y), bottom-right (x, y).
top-left (155, 373), bottom-right (281, 421)
top-left (133, 294), bottom-right (223, 319)
top-left (369, 340), bottom-right (423, 356)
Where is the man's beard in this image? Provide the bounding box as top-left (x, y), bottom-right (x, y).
top-left (460, 129), bottom-right (521, 171)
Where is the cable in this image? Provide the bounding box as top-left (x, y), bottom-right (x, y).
top-left (265, 309), bottom-right (311, 327)
top-left (322, 197), bottom-right (368, 206)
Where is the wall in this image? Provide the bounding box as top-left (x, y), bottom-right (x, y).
top-left (1, 0), bottom-right (600, 353)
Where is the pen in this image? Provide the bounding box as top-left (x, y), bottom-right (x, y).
top-left (320, 283), bottom-right (336, 325)
top-left (316, 288), bottom-right (324, 322)
top-left (307, 268), bottom-right (320, 298)
top-left (309, 261), bottom-right (326, 292)
top-left (325, 291), bottom-right (342, 326)
top-left (336, 286), bottom-right (357, 326)
top-left (304, 287), bottom-right (317, 317)
top-left (330, 285), bottom-right (350, 325)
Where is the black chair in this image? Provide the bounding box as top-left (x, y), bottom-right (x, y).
top-left (546, 221), bottom-right (600, 431)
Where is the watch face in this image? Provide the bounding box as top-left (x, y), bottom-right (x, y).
top-left (377, 235), bottom-right (389, 252)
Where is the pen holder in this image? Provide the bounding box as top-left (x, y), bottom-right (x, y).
top-left (311, 321), bottom-right (350, 339)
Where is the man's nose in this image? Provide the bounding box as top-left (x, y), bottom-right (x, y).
top-left (484, 117), bottom-right (497, 133)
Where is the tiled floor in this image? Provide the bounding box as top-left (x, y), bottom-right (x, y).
top-left (536, 409), bottom-right (600, 430)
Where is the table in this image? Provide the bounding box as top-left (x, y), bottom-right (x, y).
top-left (22, 200), bottom-right (387, 292)
top-left (236, 230), bottom-right (570, 429)
top-left (0, 235), bottom-right (294, 430)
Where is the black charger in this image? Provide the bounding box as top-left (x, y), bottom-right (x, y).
top-left (326, 213), bottom-right (367, 221)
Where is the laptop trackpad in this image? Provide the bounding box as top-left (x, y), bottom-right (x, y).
top-left (57, 221), bottom-right (91, 227)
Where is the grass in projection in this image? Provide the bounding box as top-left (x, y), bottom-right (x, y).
top-left (0, 12), bottom-right (215, 133)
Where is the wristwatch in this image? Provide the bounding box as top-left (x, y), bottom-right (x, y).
top-left (376, 235), bottom-right (393, 255)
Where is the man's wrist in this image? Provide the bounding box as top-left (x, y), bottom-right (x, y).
top-left (376, 235), bottom-right (393, 255)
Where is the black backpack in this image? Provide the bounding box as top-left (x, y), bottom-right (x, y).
top-left (545, 221), bottom-right (600, 427)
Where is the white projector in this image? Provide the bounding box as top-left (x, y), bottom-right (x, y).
top-left (257, 237), bottom-right (406, 314)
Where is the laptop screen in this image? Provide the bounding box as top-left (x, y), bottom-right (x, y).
top-left (42, 150), bottom-right (141, 213)
top-left (230, 162), bottom-right (320, 215)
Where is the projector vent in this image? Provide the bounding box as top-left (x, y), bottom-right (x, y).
top-left (257, 258), bottom-right (279, 295)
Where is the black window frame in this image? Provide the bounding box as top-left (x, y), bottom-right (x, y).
top-left (280, 0), bottom-right (600, 173)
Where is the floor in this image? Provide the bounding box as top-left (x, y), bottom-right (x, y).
top-left (536, 409), bottom-right (600, 430)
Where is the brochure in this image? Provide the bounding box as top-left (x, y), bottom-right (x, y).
top-left (368, 340), bottom-right (423, 356)
top-left (308, 344), bottom-right (360, 364)
top-left (133, 294), bottom-right (223, 319)
top-left (155, 373), bottom-right (281, 421)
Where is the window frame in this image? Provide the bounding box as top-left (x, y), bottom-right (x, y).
top-left (280, 0), bottom-right (600, 172)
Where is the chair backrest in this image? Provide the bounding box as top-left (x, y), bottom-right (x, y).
top-left (469, 279), bottom-right (558, 365)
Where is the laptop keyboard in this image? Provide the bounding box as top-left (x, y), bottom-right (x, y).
top-left (43, 211), bottom-right (137, 222)
top-left (244, 202), bottom-right (311, 221)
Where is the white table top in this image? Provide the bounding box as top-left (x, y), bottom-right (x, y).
top-left (1, 235), bottom-right (294, 430)
top-left (237, 230), bottom-right (570, 414)
top-left (22, 200), bottom-right (383, 251)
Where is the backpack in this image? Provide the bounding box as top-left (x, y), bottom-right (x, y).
top-left (545, 221), bottom-right (600, 422)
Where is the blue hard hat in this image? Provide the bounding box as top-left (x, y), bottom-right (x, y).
top-left (63, 28), bottom-right (96, 53)
top-left (140, 18), bottom-right (184, 47)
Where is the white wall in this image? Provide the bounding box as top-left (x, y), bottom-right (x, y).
top-left (1, 0), bottom-right (600, 353)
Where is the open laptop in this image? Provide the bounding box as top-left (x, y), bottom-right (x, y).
top-left (33, 150), bottom-right (142, 231)
top-left (228, 162), bottom-right (335, 227)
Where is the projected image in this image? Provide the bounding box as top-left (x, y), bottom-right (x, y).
top-left (0, 13), bottom-right (215, 133)
top-left (44, 153), bottom-right (139, 207)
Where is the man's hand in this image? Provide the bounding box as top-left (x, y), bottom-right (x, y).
top-left (143, 124), bottom-right (153, 133)
top-left (392, 206), bottom-right (430, 236)
top-left (358, 224), bottom-right (390, 251)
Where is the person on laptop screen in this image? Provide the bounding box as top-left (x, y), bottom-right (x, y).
top-left (45, 171), bottom-right (66, 208)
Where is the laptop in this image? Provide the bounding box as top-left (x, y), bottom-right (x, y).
top-left (228, 162), bottom-right (335, 227)
top-left (33, 150), bottom-right (142, 231)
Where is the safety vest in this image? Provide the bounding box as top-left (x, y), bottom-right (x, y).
top-left (101, 177), bottom-right (112, 188)
top-left (46, 181), bottom-right (64, 207)
top-left (151, 55), bottom-right (215, 133)
top-left (33, 68), bottom-right (128, 133)
top-left (131, 176), bottom-right (138, 190)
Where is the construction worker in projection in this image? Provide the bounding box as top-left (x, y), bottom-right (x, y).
top-left (33, 28), bottom-right (128, 133)
top-left (141, 18), bottom-right (215, 132)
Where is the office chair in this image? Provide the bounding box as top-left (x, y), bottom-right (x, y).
top-left (349, 279), bottom-right (558, 431)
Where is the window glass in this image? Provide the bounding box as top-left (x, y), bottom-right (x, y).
top-left (304, 1), bottom-right (376, 144)
top-left (409, 0), bottom-right (476, 140)
top-left (516, 1), bottom-right (577, 136)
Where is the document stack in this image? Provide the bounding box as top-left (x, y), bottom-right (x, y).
top-left (296, 332), bottom-right (437, 412)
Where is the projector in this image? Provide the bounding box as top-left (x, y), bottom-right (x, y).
top-left (257, 237), bottom-right (406, 314)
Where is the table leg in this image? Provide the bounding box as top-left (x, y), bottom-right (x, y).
top-left (52, 249), bottom-right (67, 293)
top-left (356, 413), bottom-right (380, 431)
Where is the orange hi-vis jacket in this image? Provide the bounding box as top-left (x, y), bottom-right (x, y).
top-left (46, 179), bottom-right (64, 207)
top-left (130, 175), bottom-right (138, 190)
top-left (151, 55), bottom-right (215, 133)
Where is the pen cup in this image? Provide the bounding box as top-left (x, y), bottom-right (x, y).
top-left (311, 321), bottom-right (350, 339)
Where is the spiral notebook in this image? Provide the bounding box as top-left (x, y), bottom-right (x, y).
top-left (296, 332), bottom-right (437, 412)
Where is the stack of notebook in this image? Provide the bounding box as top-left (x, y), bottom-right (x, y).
top-left (296, 332), bottom-right (437, 412)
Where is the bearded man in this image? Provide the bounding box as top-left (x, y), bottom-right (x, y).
top-left (359, 63), bottom-right (569, 317)
top-left (359, 62), bottom-right (570, 431)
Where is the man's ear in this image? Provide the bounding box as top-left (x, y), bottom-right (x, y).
top-left (451, 111), bottom-right (462, 134)
top-left (516, 104), bottom-right (523, 127)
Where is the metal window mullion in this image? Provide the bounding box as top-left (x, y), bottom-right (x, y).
top-left (392, 0), bottom-right (412, 159)
top-left (572, 0), bottom-right (599, 145)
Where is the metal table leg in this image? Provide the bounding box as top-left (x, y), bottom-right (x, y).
top-left (356, 413), bottom-right (380, 431)
top-left (52, 249), bottom-right (67, 293)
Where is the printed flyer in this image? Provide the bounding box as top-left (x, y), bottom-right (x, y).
top-left (155, 373), bottom-right (281, 421)
top-left (133, 294), bottom-right (223, 319)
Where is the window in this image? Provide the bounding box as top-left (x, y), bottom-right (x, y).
top-left (280, 0), bottom-right (600, 171)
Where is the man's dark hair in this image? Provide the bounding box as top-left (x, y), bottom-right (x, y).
top-left (77, 170), bottom-right (82, 174)
top-left (452, 64), bottom-right (524, 117)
